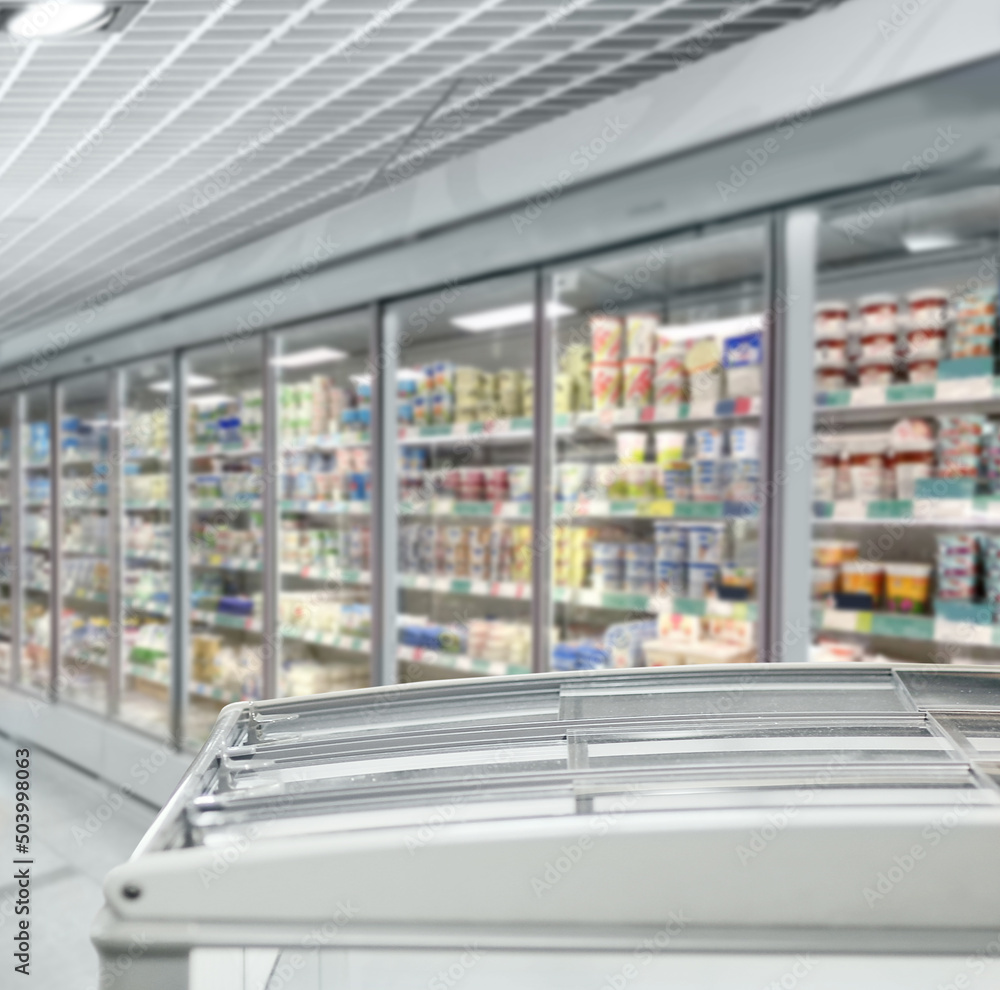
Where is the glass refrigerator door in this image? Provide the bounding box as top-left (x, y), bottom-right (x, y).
top-left (389, 274), bottom-right (536, 682)
top-left (810, 183), bottom-right (1000, 664)
top-left (120, 359), bottom-right (172, 739)
top-left (21, 387), bottom-right (51, 694)
top-left (546, 225), bottom-right (767, 670)
top-left (59, 372), bottom-right (112, 712)
top-left (186, 342), bottom-right (263, 747)
top-left (275, 312), bottom-right (373, 698)
top-left (0, 397), bottom-right (11, 681)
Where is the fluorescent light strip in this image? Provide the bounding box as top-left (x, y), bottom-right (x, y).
top-left (149, 374), bottom-right (216, 393)
top-left (271, 346), bottom-right (348, 369)
top-left (658, 313), bottom-right (764, 343)
top-left (902, 233), bottom-right (961, 254)
top-left (451, 301), bottom-right (575, 332)
top-left (188, 394), bottom-right (234, 409)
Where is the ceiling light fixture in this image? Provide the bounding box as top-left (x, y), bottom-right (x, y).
top-left (188, 393), bottom-right (235, 409)
top-left (902, 232), bottom-right (961, 254)
top-left (270, 347), bottom-right (348, 369)
top-left (6, 2), bottom-right (113, 39)
top-left (451, 301), bottom-right (575, 332)
top-left (149, 373), bottom-right (216, 393)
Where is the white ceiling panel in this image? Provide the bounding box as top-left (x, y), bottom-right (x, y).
top-left (0, 0), bottom-right (835, 339)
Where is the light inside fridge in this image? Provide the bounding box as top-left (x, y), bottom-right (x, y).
top-left (390, 273), bottom-right (536, 682)
top-left (810, 183), bottom-right (1000, 664)
top-left (276, 311), bottom-right (373, 698)
top-left (546, 224), bottom-right (767, 671)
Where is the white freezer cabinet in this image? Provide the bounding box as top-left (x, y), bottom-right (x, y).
top-left (94, 664), bottom-right (1000, 989)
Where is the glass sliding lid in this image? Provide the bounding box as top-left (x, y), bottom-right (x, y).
top-left (388, 273), bottom-right (537, 683)
top-left (545, 224), bottom-right (767, 672)
top-left (275, 311), bottom-right (372, 698)
top-left (809, 183), bottom-right (1000, 665)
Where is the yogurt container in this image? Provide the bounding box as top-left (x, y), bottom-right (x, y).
top-left (907, 355), bottom-right (939, 383)
top-left (884, 562), bottom-right (932, 614)
top-left (655, 430), bottom-right (687, 465)
top-left (816, 362), bottom-right (849, 391)
top-left (840, 560), bottom-right (884, 604)
top-left (811, 566), bottom-right (838, 599)
top-left (692, 460), bottom-right (721, 501)
top-left (845, 436), bottom-right (888, 500)
top-left (815, 300), bottom-right (850, 337)
top-left (590, 315), bottom-right (624, 362)
top-left (729, 425), bottom-right (760, 459)
top-left (858, 293), bottom-right (899, 331)
top-left (656, 560), bottom-right (686, 595)
top-left (687, 562), bottom-right (719, 599)
top-left (687, 524), bottom-right (725, 564)
top-left (625, 313), bottom-right (659, 358)
top-left (859, 328), bottom-right (898, 360)
top-left (906, 325), bottom-right (948, 358)
top-left (616, 430), bottom-right (647, 464)
top-left (815, 326), bottom-right (848, 365)
top-left (592, 361), bottom-right (623, 410)
top-left (623, 357), bottom-right (654, 408)
top-left (857, 355), bottom-right (895, 387)
top-left (907, 288), bottom-right (949, 329)
top-left (891, 439), bottom-right (935, 500)
top-left (693, 427), bottom-right (723, 460)
top-left (662, 464), bottom-right (692, 501)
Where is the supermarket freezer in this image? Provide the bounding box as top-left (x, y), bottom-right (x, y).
top-left (93, 663), bottom-right (1000, 989)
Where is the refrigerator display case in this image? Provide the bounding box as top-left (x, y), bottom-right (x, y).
top-left (21, 386), bottom-right (52, 695)
top-left (93, 664), bottom-right (1000, 989)
top-left (120, 359), bottom-right (173, 739)
top-left (185, 342), bottom-right (264, 746)
top-left (388, 274), bottom-right (537, 682)
top-left (275, 312), bottom-right (373, 698)
top-left (545, 225), bottom-right (767, 671)
top-left (810, 184), bottom-right (1000, 664)
top-left (59, 372), bottom-right (112, 713)
top-left (0, 396), bottom-right (11, 679)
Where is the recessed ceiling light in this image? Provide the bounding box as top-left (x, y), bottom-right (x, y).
top-left (271, 346), bottom-right (348, 369)
top-left (149, 373), bottom-right (216, 393)
top-left (7, 2), bottom-right (113, 39)
top-left (902, 232), bottom-right (961, 254)
top-left (451, 301), bottom-right (574, 332)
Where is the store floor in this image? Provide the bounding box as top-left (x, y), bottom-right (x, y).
top-left (0, 734), bottom-right (158, 989)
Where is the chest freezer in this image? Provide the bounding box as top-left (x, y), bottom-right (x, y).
top-left (93, 663), bottom-right (1000, 989)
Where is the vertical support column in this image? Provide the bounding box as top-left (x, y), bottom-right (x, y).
top-left (531, 269), bottom-right (553, 674)
top-left (370, 302), bottom-right (397, 687)
top-left (107, 369), bottom-right (124, 718)
top-left (10, 392), bottom-right (23, 687)
top-left (49, 381), bottom-right (62, 701)
top-left (169, 352), bottom-right (190, 750)
top-left (766, 209), bottom-right (818, 662)
top-left (261, 331), bottom-right (279, 701)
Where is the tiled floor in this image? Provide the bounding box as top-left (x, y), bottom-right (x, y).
top-left (0, 734), bottom-right (158, 989)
